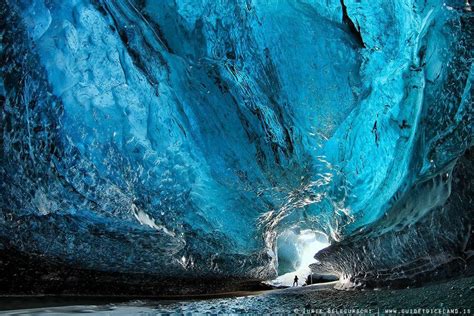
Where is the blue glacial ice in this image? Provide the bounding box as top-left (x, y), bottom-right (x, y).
top-left (0, 0), bottom-right (472, 286)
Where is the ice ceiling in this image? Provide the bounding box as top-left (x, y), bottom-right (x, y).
top-left (1, 0), bottom-right (472, 285)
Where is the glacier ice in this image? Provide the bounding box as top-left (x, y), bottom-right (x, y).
top-left (0, 0), bottom-right (472, 289)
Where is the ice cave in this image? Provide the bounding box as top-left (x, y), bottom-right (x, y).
top-left (0, 0), bottom-right (473, 313)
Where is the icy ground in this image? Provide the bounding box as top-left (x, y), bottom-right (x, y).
top-left (2, 276), bottom-right (473, 315)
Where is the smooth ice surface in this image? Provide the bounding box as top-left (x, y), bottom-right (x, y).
top-left (1, 0), bottom-right (472, 283)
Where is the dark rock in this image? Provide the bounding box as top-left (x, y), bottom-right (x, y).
top-left (305, 273), bottom-right (339, 285)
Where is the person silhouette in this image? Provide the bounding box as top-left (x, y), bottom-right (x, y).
top-left (293, 275), bottom-right (299, 287)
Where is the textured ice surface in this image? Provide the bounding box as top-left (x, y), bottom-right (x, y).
top-left (0, 0), bottom-right (472, 284)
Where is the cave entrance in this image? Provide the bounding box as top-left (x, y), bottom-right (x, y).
top-left (270, 229), bottom-right (329, 286)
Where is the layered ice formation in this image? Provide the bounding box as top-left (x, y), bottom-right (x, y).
top-left (0, 0), bottom-right (472, 288)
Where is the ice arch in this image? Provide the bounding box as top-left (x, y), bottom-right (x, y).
top-left (271, 229), bottom-right (329, 286)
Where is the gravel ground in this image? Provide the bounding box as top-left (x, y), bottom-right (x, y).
top-left (150, 276), bottom-right (474, 314)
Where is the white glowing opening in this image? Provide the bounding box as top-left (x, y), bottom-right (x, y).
top-left (270, 230), bottom-right (329, 287)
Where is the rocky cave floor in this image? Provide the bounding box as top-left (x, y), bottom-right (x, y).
top-left (1, 276), bottom-right (473, 315)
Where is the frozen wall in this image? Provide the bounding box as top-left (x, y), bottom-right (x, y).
top-left (0, 0), bottom-right (472, 285)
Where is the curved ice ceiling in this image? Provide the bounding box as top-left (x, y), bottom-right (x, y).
top-left (1, 0), bottom-right (472, 283)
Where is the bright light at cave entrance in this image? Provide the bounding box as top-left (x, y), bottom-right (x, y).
top-left (270, 230), bottom-right (329, 287)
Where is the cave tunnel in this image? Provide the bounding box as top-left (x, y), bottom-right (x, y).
top-left (0, 0), bottom-right (473, 312)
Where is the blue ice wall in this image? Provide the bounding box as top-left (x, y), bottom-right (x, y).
top-left (1, 0), bottom-right (472, 281)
